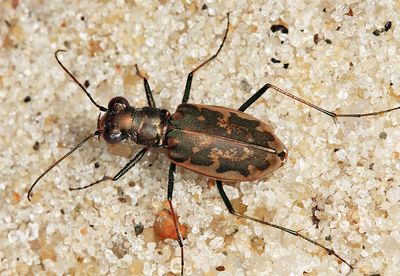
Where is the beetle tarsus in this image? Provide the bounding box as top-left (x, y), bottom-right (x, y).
top-left (215, 180), bottom-right (353, 270)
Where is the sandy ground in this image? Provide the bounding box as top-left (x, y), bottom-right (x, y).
top-left (1, 1), bottom-right (400, 275)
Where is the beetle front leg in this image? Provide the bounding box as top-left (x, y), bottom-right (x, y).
top-left (167, 163), bottom-right (185, 275)
top-left (135, 64), bottom-right (156, 107)
top-left (181, 13), bottom-right (230, 103)
top-left (69, 147), bottom-right (148, 190)
top-left (215, 180), bottom-right (353, 270)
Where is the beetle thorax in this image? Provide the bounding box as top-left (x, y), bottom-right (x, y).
top-left (131, 106), bottom-right (170, 147)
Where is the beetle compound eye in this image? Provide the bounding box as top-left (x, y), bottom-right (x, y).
top-left (108, 96), bottom-right (130, 113)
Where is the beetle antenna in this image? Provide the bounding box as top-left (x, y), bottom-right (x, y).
top-left (55, 50), bottom-right (108, 112)
top-left (27, 130), bottom-right (102, 201)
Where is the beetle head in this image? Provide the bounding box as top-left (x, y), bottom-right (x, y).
top-left (99, 96), bottom-right (134, 144)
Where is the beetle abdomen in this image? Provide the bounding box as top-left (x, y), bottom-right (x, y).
top-left (166, 104), bottom-right (287, 181)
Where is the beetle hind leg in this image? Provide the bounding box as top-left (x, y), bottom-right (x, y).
top-left (215, 180), bottom-right (353, 270)
top-left (239, 83), bottom-right (400, 119)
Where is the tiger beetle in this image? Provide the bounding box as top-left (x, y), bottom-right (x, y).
top-left (27, 13), bottom-right (400, 274)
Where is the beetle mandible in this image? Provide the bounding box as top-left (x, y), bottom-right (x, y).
top-left (27, 13), bottom-right (400, 274)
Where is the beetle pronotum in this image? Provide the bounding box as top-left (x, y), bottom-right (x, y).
top-left (27, 13), bottom-right (400, 274)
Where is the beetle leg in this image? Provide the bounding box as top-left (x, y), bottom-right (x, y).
top-left (239, 83), bottom-right (400, 120)
top-left (69, 147), bottom-right (148, 190)
top-left (135, 64), bottom-right (156, 107)
top-left (167, 163), bottom-right (185, 275)
top-left (215, 180), bottom-right (353, 270)
top-left (181, 13), bottom-right (230, 104)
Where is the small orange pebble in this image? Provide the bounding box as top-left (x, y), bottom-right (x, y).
top-left (154, 208), bottom-right (187, 241)
top-left (12, 191), bottom-right (21, 203)
top-left (79, 227), bottom-right (87, 236)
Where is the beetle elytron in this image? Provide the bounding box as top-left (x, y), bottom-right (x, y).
top-left (28, 13), bottom-right (400, 274)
